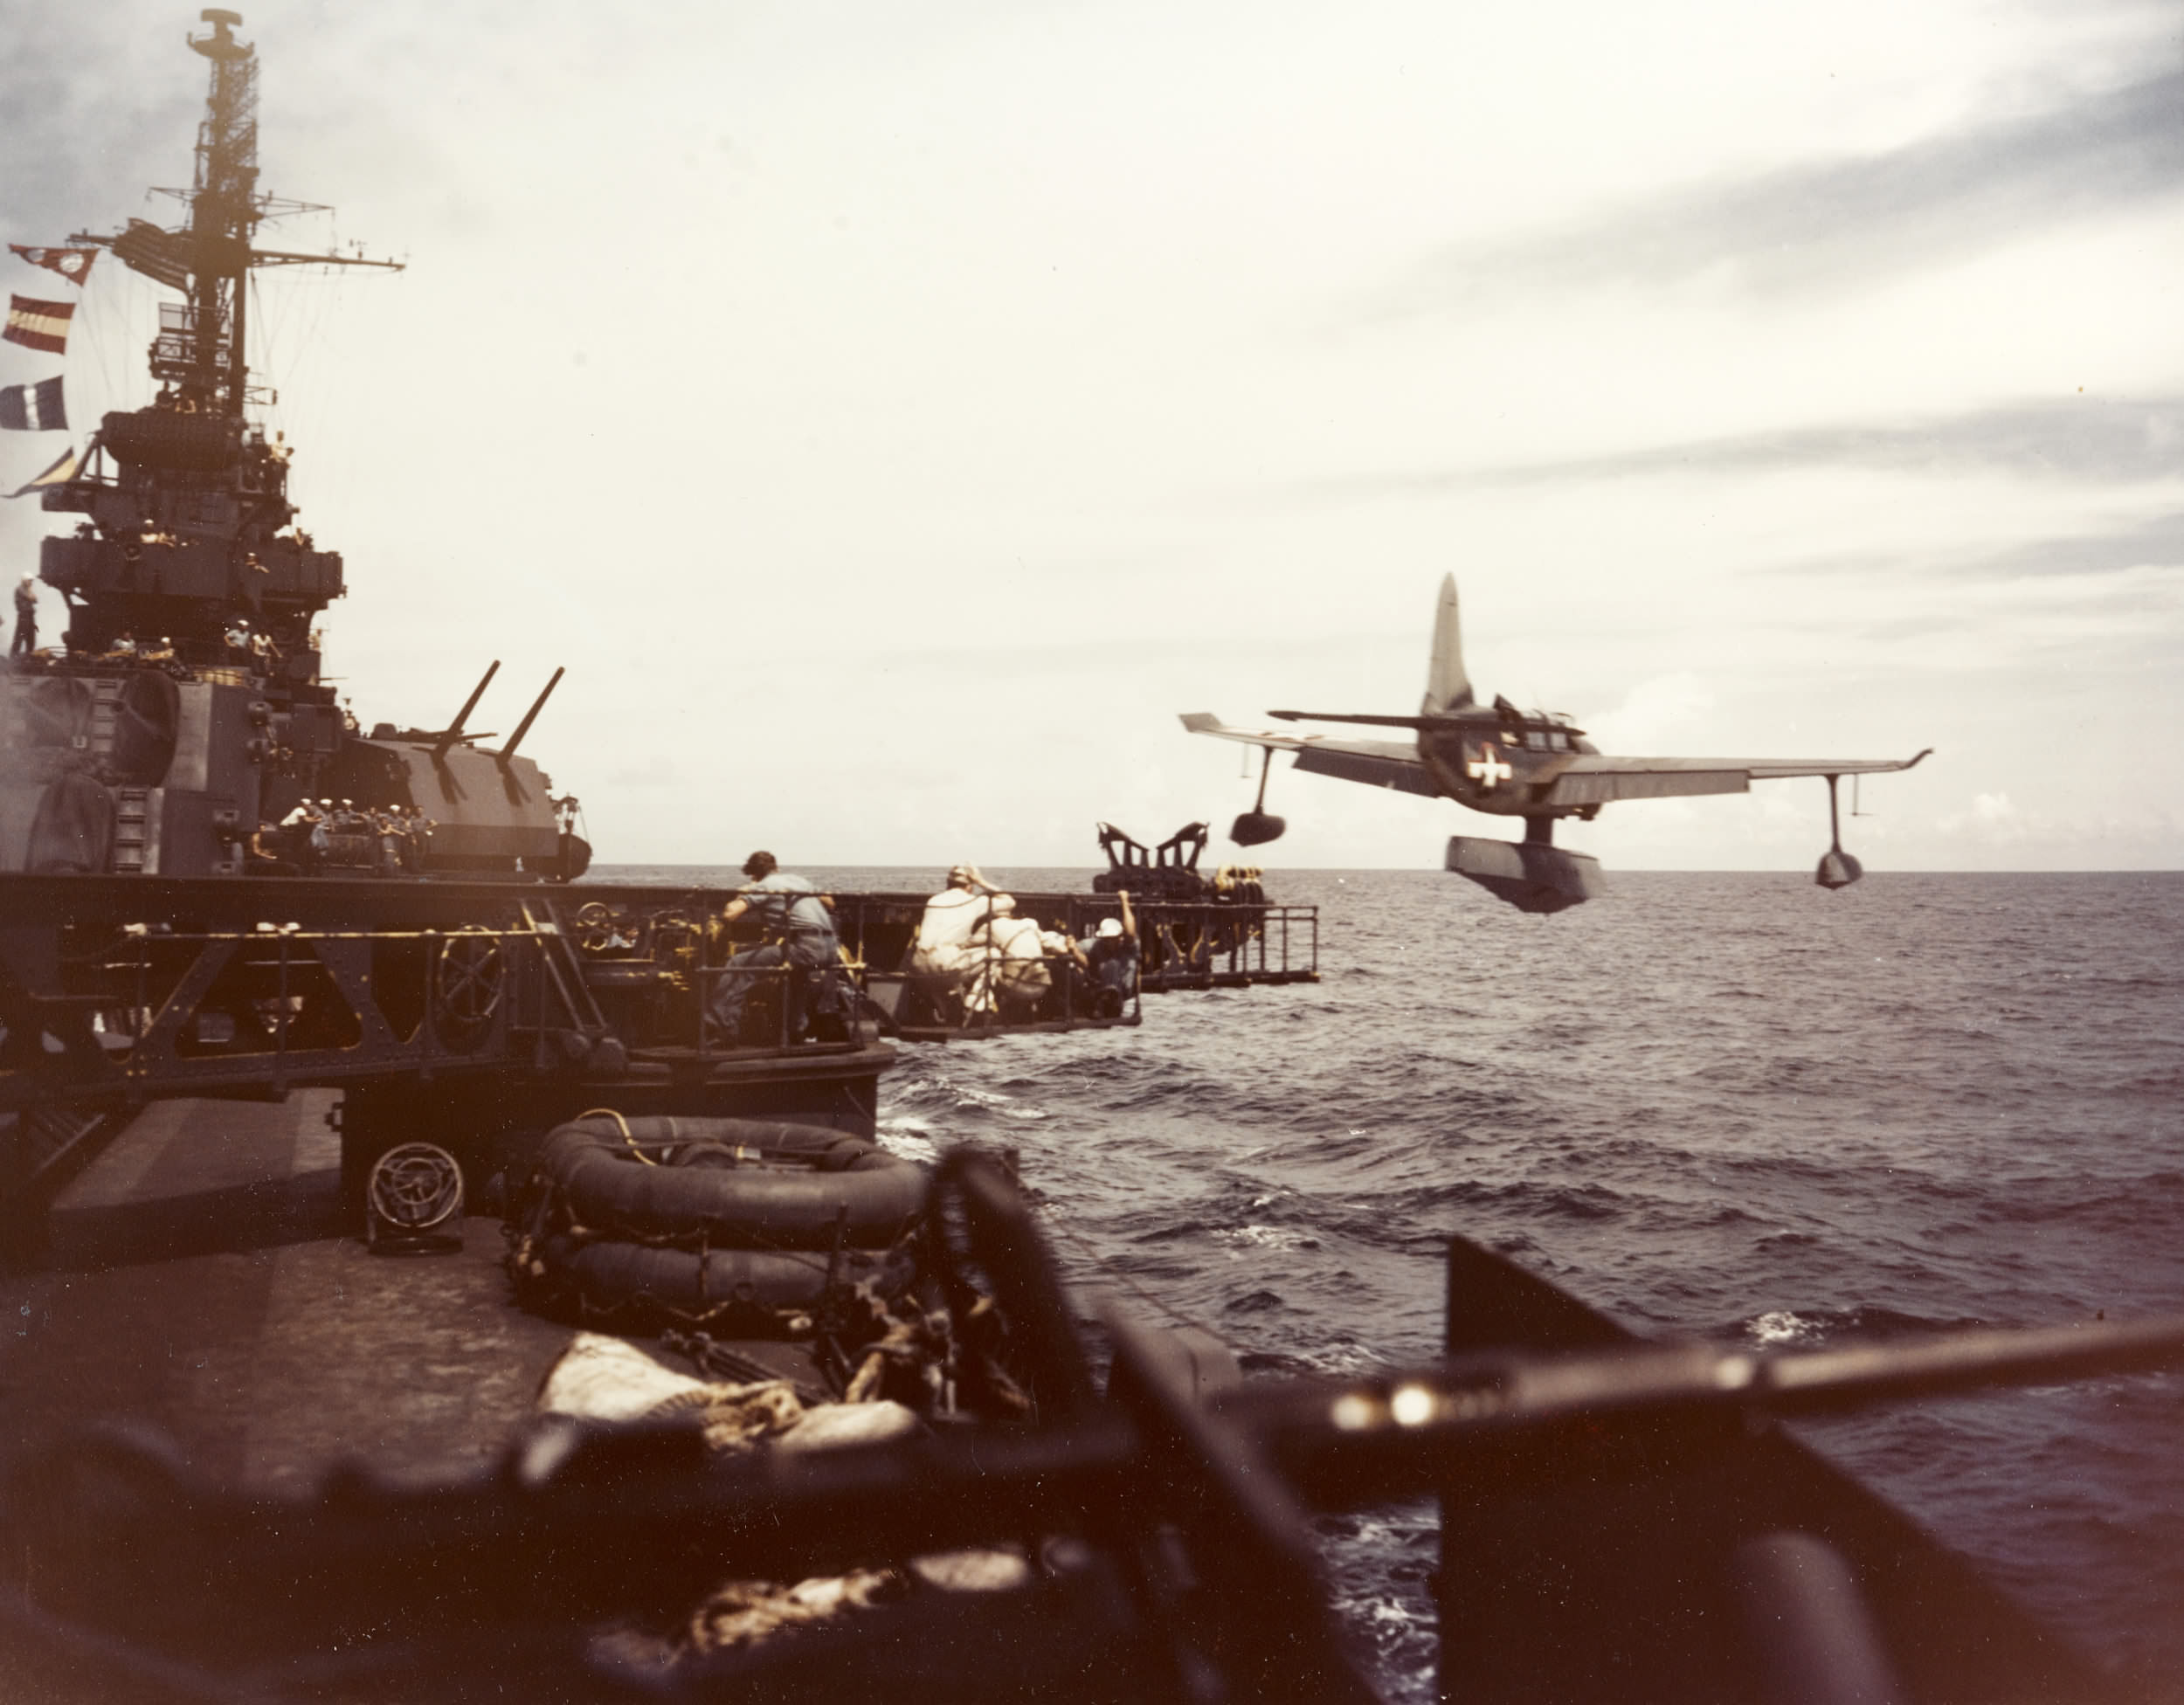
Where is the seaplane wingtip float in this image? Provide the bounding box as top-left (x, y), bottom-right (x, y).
top-left (1183, 576), bottom-right (1932, 915)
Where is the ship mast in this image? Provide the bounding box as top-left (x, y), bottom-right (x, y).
top-left (82, 9), bottom-right (403, 418)
top-left (182, 10), bottom-right (254, 415)
top-left (38, 8), bottom-right (402, 669)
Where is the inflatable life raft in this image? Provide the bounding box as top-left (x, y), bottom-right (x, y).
top-left (508, 1115), bottom-right (930, 1329)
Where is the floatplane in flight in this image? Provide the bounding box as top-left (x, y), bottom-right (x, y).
top-left (1183, 576), bottom-right (1931, 913)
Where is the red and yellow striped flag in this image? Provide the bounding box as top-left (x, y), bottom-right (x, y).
top-left (4, 296), bottom-right (75, 355)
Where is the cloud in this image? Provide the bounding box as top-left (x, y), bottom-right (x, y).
top-left (1752, 514), bottom-right (2184, 595)
top-left (1379, 64), bottom-right (2184, 311)
top-left (1321, 395), bottom-right (2184, 495)
top-left (1835, 562), bottom-right (2184, 675)
top-left (1939, 790), bottom-right (2035, 844)
top-left (0, 10), bottom-right (197, 252)
top-left (1585, 671), bottom-right (1715, 751)
top-left (1959, 508), bottom-right (2184, 578)
top-left (1932, 790), bottom-right (2184, 862)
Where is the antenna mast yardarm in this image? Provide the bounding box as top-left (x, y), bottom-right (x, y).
top-left (73, 9), bottom-right (404, 420)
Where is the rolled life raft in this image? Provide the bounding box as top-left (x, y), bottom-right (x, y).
top-left (508, 1115), bottom-right (930, 1329)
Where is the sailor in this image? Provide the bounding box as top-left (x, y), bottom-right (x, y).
top-left (10, 576), bottom-right (35, 658)
top-left (399, 807), bottom-right (432, 873)
top-left (1079, 891), bottom-right (1139, 1018)
top-left (909, 864), bottom-right (1000, 1024)
top-left (708, 851), bottom-right (840, 1042)
top-left (975, 895), bottom-right (1054, 1021)
top-left (373, 808), bottom-right (403, 876)
top-left (275, 797), bottom-right (323, 869)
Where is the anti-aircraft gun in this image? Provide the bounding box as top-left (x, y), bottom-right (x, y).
top-left (0, 9), bottom-right (587, 882)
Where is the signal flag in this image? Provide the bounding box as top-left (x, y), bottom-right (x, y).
top-left (3, 297), bottom-right (74, 355)
top-left (0, 377), bottom-right (66, 431)
top-left (8, 245), bottom-right (97, 286)
top-left (4, 444), bottom-right (79, 499)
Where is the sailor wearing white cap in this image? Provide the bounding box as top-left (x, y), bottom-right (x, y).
top-left (1080, 892), bottom-right (1139, 1018)
top-left (11, 576), bottom-right (37, 657)
top-left (910, 864), bottom-right (1001, 1023)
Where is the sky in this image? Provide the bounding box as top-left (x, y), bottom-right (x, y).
top-left (2, 0), bottom-right (2179, 873)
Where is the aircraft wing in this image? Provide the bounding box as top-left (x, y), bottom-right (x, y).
top-left (1179, 713), bottom-right (1440, 798)
top-left (1538, 749), bottom-right (1932, 809)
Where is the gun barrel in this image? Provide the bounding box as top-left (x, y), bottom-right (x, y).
top-left (434, 660), bottom-right (501, 756)
top-left (1210, 1311), bottom-right (2184, 1511)
top-left (500, 666), bottom-right (564, 760)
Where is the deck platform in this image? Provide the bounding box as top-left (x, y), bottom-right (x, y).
top-left (0, 1094), bottom-right (575, 1492)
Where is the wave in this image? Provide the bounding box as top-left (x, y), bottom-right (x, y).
top-left (867, 867), bottom-right (2184, 1701)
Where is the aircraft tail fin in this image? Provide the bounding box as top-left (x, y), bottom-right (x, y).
top-left (1421, 573), bottom-right (1474, 715)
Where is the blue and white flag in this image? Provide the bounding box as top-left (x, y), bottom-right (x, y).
top-left (0, 376), bottom-right (66, 431)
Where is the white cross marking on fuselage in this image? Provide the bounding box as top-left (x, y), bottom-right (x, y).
top-left (1467, 744), bottom-right (1512, 790)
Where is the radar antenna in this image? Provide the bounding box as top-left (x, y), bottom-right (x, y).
top-left (69, 9), bottom-right (404, 419)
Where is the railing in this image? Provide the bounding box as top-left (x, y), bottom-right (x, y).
top-left (583, 889), bottom-right (1321, 1043)
top-left (688, 959), bottom-right (866, 1062)
top-left (0, 887), bottom-right (1320, 1109)
top-left (680, 935), bottom-right (1138, 1048)
top-left (0, 922), bottom-right (616, 1112)
top-left (1129, 900), bottom-right (1318, 992)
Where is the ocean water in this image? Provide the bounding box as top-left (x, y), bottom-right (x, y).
top-left (602, 865), bottom-right (2184, 1698)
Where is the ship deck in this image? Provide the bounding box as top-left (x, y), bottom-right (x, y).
top-left (0, 1093), bottom-right (2144, 1705)
top-left (0, 1094), bottom-right (580, 1492)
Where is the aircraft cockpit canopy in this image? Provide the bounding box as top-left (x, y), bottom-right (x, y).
top-left (1500, 709), bottom-right (1586, 751)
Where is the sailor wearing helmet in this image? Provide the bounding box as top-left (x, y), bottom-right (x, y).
top-left (1077, 891), bottom-right (1138, 1018)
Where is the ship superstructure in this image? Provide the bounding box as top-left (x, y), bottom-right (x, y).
top-left (3, 8), bottom-right (583, 880)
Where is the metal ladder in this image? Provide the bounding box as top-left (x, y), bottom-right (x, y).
top-left (111, 787), bottom-right (152, 873)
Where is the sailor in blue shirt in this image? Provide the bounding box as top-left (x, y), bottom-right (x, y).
top-left (708, 850), bottom-right (840, 1041)
top-left (1076, 890), bottom-right (1138, 1018)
